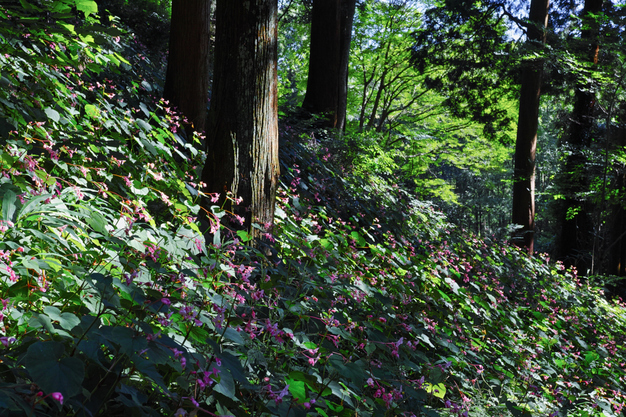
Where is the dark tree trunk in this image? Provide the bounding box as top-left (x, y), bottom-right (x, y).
top-left (302, 0), bottom-right (340, 125)
top-left (336, 0), bottom-right (356, 132)
top-left (302, 0), bottom-right (355, 130)
top-left (200, 0), bottom-right (279, 242)
top-left (511, 0), bottom-right (549, 254)
top-left (556, 0), bottom-right (603, 273)
top-left (606, 103), bottom-right (626, 276)
top-left (163, 0), bottom-right (211, 134)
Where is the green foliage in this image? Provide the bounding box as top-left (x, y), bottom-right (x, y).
top-left (352, 1), bottom-right (430, 133)
top-left (412, 0), bottom-right (517, 142)
top-left (1, 2), bottom-right (626, 417)
top-left (277, 1), bottom-right (311, 109)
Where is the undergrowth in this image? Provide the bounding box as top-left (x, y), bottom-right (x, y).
top-left (0, 2), bottom-right (625, 417)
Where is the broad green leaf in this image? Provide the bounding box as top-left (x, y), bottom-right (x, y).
top-left (51, 0), bottom-right (72, 13)
top-left (131, 354), bottom-right (170, 393)
top-left (44, 108), bottom-right (60, 123)
top-left (58, 22), bottom-right (76, 34)
top-left (223, 327), bottom-right (245, 345)
top-left (213, 369), bottom-right (236, 400)
top-left (17, 194), bottom-right (53, 220)
top-left (25, 341), bottom-right (85, 398)
top-left (87, 211), bottom-right (107, 234)
top-left (136, 119), bottom-right (152, 132)
top-left (43, 306), bottom-right (80, 331)
top-left (286, 379), bottom-right (306, 403)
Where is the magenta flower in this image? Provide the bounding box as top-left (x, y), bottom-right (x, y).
top-left (51, 392), bottom-right (63, 405)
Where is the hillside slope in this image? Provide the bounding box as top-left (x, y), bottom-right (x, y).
top-left (0, 4), bottom-right (625, 417)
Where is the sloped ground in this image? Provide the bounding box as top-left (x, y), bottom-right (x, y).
top-left (0, 4), bottom-right (625, 417)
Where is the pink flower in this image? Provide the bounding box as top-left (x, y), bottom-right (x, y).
top-left (51, 392), bottom-right (63, 405)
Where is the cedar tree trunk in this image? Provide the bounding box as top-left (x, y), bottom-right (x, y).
top-left (163, 0), bottom-right (211, 134)
top-left (511, 0), bottom-right (549, 254)
top-left (302, 0), bottom-right (355, 130)
top-left (200, 0), bottom-right (279, 242)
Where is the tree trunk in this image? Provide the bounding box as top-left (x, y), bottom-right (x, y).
top-left (302, 0), bottom-right (355, 130)
top-left (511, 0), bottom-right (549, 254)
top-left (556, 0), bottom-right (603, 273)
top-left (336, 0), bottom-right (356, 132)
top-left (200, 0), bottom-right (280, 242)
top-left (163, 0), bottom-right (211, 135)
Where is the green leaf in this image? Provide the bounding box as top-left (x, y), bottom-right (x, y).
top-left (584, 351), bottom-right (599, 365)
top-left (25, 341), bottom-right (85, 398)
top-left (136, 119), bottom-right (152, 132)
top-left (350, 231), bottom-right (366, 246)
top-left (87, 211), bottom-right (107, 234)
top-left (423, 382), bottom-right (446, 399)
top-left (506, 400), bottom-right (532, 417)
top-left (44, 108), bottom-right (60, 123)
top-left (16, 194), bottom-right (52, 220)
top-left (286, 379), bottom-right (307, 403)
top-left (85, 104), bottom-right (100, 119)
top-left (223, 327), bottom-right (245, 345)
top-left (2, 189), bottom-right (16, 223)
top-left (1, 152), bottom-right (16, 170)
top-left (43, 306), bottom-right (80, 331)
top-left (236, 230), bottom-right (253, 242)
top-left (74, 0), bottom-right (98, 16)
top-left (35, 170), bottom-right (57, 187)
top-left (213, 369), bottom-right (236, 400)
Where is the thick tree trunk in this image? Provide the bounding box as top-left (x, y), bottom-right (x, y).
top-left (556, 0), bottom-right (603, 273)
top-left (302, 0), bottom-right (355, 130)
top-left (511, 0), bottom-right (549, 254)
top-left (163, 0), bottom-right (211, 134)
top-left (302, 0), bottom-right (340, 125)
top-left (201, 0), bottom-right (279, 242)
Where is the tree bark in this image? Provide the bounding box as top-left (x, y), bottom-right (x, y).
top-left (511, 0), bottom-right (549, 254)
top-left (336, 0), bottom-right (356, 132)
top-left (163, 0), bottom-right (211, 135)
top-left (556, 0), bottom-right (603, 272)
top-left (607, 103), bottom-right (626, 276)
top-left (201, 0), bottom-right (280, 242)
top-left (302, 0), bottom-right (355, 130)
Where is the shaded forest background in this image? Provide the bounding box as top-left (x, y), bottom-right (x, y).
top-left (159, 0), bottom-right (626, 280)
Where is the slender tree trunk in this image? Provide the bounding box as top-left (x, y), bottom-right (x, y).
top-left (367, 68), bottom-right (387, 130)
top-left (367, 40), bottom-right (392, 130)
top-left (511, 0), bottom-right (549, 254)
top-left (200, 0), bottom-right (279, 242)
top-left (336, 0), bottom-right (356, 132)
top-left (557, 0), bottom-right (603, 272)
top-left (302, 0), bottom-right (355, 130)
top-left (163, 0), bottom-right (211, 134)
